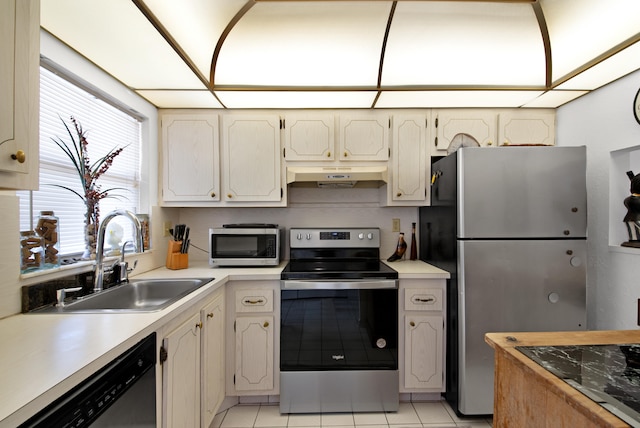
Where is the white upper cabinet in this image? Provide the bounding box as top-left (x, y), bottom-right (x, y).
top-left (433, 109), bottom-right (497, 155)
top-left (387, 114), bottom-right (429, 205)
top-left (0, 0), bottom-right (39, 190)
top-left (339, 113), bottom-right (390, 161)
top-left (161, 112), bottom-right (220, 203)
top-left (222, 114), bottom-right (284, 204)
top-left (283, 113), bottom-right (335, 161)
top-left (498, 109), bottom-right (555, 146)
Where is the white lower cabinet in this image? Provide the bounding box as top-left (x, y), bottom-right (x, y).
top-left (399, 280), bottom-right (445, 393)
top-left (161, 288), bottom-right (225, 428)
top-left (226, 281), bottom-right (279, 396)
top-left (234, 316), bottom-right (274, 391)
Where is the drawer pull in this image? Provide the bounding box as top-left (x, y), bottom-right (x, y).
top-left (414, 297), bottom-right (435, 303)
top-left (409, 321), bottom-right (416, 327)
top-left (207, 312), bottom-right (214, 318)
top-left (263, 321), bottom-right (270, 328)
top-left (244, 299), bottom-right (265, 305)
top-left (196, 322), bottom-right (203, 329)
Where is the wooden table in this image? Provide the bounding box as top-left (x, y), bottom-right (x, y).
top-left (485, 330), bottom-right (640, 428)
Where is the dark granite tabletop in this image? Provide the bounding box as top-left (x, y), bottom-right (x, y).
top-left (517, 344), bottom-right (640, 428)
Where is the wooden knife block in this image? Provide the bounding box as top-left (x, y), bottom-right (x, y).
top-left (166, 240), bottom-right (188, 270)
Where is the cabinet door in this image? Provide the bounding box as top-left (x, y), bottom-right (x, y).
top-left (498, 110), bottom-right (555, 146)
top-left (163, 312), bottom-right (202, 428)
top-left (283, 114), bottom-right (334, 161)
top-left (201, 291), bottom-right (225, 428)
top-left (433, 110), bottom-right (496, 155)
top-left (161, 113), bottom-right (220, 202)
top-left (222, 115), bottom-right (282, 202)
top-left (235, 316), bottom-right (274, 391)
top-left (404, 315), bottom-right (443, 390)
top-left (339, 114), bottom-right (389, 161)
top-left (0, 0), bottom-right (39, 190)
top-left (390, 115), bottom-right (428, 204)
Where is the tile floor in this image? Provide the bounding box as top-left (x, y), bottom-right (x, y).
top-left (212, 401), bottom-right (493, 428)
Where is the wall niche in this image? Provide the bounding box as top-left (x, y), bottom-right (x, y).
top-left (609, 146), bottom-right (640, 249)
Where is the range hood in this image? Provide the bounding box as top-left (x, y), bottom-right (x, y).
top-left (286, 166), bottom-right (388, 188)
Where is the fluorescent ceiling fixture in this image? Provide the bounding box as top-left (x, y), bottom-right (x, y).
top-left (522, 91), bottom-right (588, 108)
top-left (383, 2), bottom-right (545, 87)
top-left (555, 41), bottom-right (640, 91)
top-left (214, 2), bottom-right (391, 87)
top-left (215, 91), bottom-right (378, 109)
top-left (542, 0), bottom-right (640, 82)
top-left (375, 91), bottom-right (544, 108)
top-left (40, 0), bottom-right (204, 90)
top-left (139, 0), bottom-right (247, 80)
top-left (136, 90), bottom-right (224, 109)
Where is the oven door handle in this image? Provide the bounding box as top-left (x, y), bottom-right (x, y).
top-left (281, 280), bottom-right (397, 290)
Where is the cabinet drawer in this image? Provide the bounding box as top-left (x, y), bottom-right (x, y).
top-left (235, 289), bottom-right (274, 313)
top-left (404, 288), bottom-right (443, 311)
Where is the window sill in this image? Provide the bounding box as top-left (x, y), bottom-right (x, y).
top-left (19, 251), bottom-right (152, 286)
top-left (609, 245), bottom-right (640, 255)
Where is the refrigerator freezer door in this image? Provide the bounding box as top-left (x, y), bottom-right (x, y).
top-left (457, 146), bottom-right (587, 238)
top-left (457, 239), bottom-right (586, 416)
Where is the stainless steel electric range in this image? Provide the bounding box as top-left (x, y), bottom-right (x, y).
top-left (280, 227), bottom-right (399, 414)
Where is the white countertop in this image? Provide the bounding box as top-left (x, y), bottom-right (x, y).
top-left (0, 260), bottom-right (448, 425)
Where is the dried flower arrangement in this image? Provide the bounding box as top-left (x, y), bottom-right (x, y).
top-left (51, 116), bottom-right (128, 259)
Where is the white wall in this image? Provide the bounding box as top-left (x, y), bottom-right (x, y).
top-left (557, 68), bottom-right (640, 330)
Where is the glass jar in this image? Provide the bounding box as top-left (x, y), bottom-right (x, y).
top-left (36, 211), bottom-right (61, 268)
top-left (19, 230), bottom-right (44, 273)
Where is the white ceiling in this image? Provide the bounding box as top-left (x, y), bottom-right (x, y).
top-left (40, 0), bottom-right (640, 109)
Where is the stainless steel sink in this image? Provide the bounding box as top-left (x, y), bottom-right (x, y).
top-left (34, 278), bottom-right (214, 313)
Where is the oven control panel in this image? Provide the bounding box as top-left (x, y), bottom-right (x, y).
top-left (290, 228), bottom-right (380, 248)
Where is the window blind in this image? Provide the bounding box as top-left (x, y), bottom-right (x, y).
top-left (18, 67), bottom-right (141, 255)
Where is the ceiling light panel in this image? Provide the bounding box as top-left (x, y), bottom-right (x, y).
top-left (214, 2), bottom-right (392, 87)
top-left (522, 90), bottom-right (588, 108)
top-left (40, 0), bottom-right (205, 90)
top-left (139, 0), bottom-right (248, 81)
top-left (136, 90), bottom-right (224, 109)
top-left (383, 2), bottom-right (545, 87)
top-left (215, 91), bottom-right (378, 109)
top-left (541, 0), bottom-right (640, 83)
top-left (375, 90), bottom-right (544, 108)
top-left (555, 41), bottom-right (640, 91)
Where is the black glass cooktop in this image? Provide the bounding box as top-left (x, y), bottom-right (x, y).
top-left (281, 259), bottom-right (398, 280)
top-left (517, 344), bottom-right (640, 427)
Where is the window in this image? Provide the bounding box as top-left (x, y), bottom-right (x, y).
top-left (18, 66), bottom-right (142, 256)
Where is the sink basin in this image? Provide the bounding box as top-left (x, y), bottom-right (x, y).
top-left (34, 278), bottom-right (214, 313)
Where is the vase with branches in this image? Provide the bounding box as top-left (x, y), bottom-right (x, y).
top-left (51, 116), bottom-right (128, 259)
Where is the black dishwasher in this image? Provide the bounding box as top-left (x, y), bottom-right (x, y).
top-left (20, 333), bottom-right (156, 428)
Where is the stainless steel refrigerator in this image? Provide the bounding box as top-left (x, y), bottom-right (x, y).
top-left (419, 146), bottom-right (587, 417)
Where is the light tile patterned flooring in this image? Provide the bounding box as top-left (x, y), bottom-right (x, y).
top-left (212, 401), bottom-right (493, 428)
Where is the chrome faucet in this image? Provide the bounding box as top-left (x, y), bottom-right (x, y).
top-left (93, 209), bottom-right (144, 293)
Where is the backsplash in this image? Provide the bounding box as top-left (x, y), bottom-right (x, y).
top-left (21, 271), bottom-right (118, 313)
top-left (177, 190), bottom-right (420, 262)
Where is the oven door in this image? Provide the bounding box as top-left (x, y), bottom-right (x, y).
top-left (281, 280), bottom-right (398, 372)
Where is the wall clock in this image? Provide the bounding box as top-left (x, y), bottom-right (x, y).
top-left (634, 87), bottom-right (640, 125)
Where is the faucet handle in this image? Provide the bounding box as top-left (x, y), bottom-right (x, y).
top-left (56, 287), bottom-right (83, 307)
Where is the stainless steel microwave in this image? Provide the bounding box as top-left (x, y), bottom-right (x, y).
top-left (209, 224), bottom-right (282, 267)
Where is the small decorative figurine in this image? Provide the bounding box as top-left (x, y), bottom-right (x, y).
top-left (387, 232), bottom-right (407, 262)
top-left (622, 170), bottom-right (640, 248)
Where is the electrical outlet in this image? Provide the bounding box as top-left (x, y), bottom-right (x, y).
top-left (392, 218), bottom-right (400, 232)
top-left (163, 221), bottom-right (172, 237)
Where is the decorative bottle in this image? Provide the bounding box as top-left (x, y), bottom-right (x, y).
top-left (410, 222), bottom-right (418, 260)
top-left (387, 232), bottom-right (408, 262)
top-left (19, 230), bottom-right (44, 273)
top-left (36, 211), bottom-right (60, 268)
